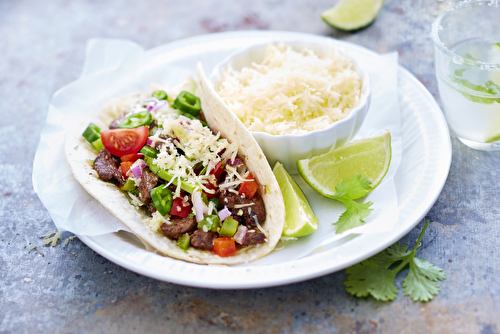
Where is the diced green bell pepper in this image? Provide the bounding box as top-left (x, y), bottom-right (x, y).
top-left (91, 138), bottom-right (104, 151)
top-left (177, 233), bottom-right (190, 250)
top-left (120, 178), bottom-right (136, 192)
top-left (197, 214), bottom-right (220, 232)
top-left (219, 217), bottom-right (239, 237)
top-left (82, 123), bottom-right (101, 144)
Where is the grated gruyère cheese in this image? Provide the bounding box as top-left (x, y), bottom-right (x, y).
top-left (216, 44), bottom-right (362, 135)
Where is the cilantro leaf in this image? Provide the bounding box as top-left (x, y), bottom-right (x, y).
top-left (372, 243), bottom-right (411, 269)
top-left (403, 257), bottom-right (447, 302)
top-left (331, 175), bottom-right (373, 234)
top-left (333, 199), bottom-right (373, 234)
top-left (332, 174), bottom-right (372, 200)
top-left (344, 259), bottom-right (398, 301)
top-left (344, 220), bottom-right (446, 302)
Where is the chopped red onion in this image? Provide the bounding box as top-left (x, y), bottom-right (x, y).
top-left (147, 98), bottom-right (159, 112)
top-left (192, 191), bottom-right (204, 222)
top-left (129, 159), bottom-right (146, 179)
top-left (146, 138), bottom-right (154, 146)
top-left (225, 158), bottom-right (240, 166)
top-left (233, 225), bottom-right (248, 245)
top-left (217, 207), bottom-right (231, 221)
top-left (151, 100), bottom-right (167, 112)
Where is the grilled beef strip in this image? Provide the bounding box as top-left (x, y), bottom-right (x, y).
top-left (93, 148), bottom-right (125, 187)
top-left (160, 216), bottom-right (198, 240)
top-left (138, 167), bottom-right (158, 204)
top-left (243, 232), bottom-right (266, 245)
top-left (190, 230), bottom-right (218, 251)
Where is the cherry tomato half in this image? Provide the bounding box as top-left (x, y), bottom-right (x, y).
top-left (101, 126), bottom-right (149, 157)
top-left (213, 237), bottom-right (237, 257)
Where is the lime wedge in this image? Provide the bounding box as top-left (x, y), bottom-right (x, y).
top-left (297, 130), bottom-right (391, 198)
top-left (321, 0), bottom-right (384, 31)
top-left (273, 162), bottom-right (319, 237)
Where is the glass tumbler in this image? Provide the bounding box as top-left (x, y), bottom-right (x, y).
top-left (431, 0), bottom-right (500, 150)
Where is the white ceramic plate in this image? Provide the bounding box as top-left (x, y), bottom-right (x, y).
top-left (77, 31), bottom-right (452, 289)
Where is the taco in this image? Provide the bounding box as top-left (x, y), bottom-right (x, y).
top-left (65, 77), bottom-right (285, 265)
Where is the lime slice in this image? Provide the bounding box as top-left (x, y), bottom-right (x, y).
top-left (321, 0), bottom-right (384, 31)
top-left (273, 162), bottom-right (319, 237)
top-left (297, 130), bottom-right (391, 198)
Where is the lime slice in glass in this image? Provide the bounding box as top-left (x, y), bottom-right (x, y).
top-left (273, 162), bottom-right (319, 237)
top-left (297, 130), bottom-right (391, 198)
top-left (321, 0), bottom-right (384, 31)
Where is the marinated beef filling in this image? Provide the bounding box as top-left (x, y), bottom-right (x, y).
top-left (94, 149), bottom-right (124, 187)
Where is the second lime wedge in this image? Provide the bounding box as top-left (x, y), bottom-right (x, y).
top-left (297, 130), bottom-right (391, 198)
top-left (273, 162), bottom-right (319, 237)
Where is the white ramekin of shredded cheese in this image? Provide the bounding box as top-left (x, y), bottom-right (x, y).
top-left (209, 41), bottom-right (371, 174)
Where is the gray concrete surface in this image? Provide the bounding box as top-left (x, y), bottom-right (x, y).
top-left (1, 0), bottom-right (499, 333)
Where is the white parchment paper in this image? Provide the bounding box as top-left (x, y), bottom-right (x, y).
top-left (33, 38), bottom-right (401, 264)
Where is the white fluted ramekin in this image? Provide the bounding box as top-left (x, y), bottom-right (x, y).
top-left (209, 41), bottom-right (371, 174)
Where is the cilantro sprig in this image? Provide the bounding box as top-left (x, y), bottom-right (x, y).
top-left (344, 220), bottom-right (446, 302)
top-left (331, 174), bottom-right (373, 234)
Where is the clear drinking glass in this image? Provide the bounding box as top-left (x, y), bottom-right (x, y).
top-left (431, 0), bottom-right (500, 150)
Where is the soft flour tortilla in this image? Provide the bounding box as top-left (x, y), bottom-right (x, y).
top-left (65, 71), bottom-right (285, 265)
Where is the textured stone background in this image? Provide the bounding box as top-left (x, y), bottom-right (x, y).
top-left (1, 0), bottom-right (500, 333)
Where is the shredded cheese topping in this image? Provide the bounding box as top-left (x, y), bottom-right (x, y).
top-left (217, 43), bottom-right (362, 135)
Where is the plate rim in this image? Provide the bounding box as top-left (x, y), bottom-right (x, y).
top-left (74, 31), bottom-right (452, 289)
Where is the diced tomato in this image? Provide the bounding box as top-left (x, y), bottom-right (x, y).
top-left (213, 237), bottom-right (237, 257)
top-left (120, 161), bottom-right (134, 178)
top-left (169, 197), bottom-right (191, 218)
top-left (210, 160), bottom-right (225, 179)
top-left (121, 152), bottom-right (144, 162)
top-left (203, 178), bottom-right (218, 198)
top-left (101, 126), bottom-right (149, 157)
top-left (238, 173), bottom-right (259, 199)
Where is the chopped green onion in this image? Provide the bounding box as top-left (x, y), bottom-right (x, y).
top-left (150, 185), bottom-right (173, 216)
top-left (82, 123), bottom-right (101, 144)
top-left (173, 91), bottom-right (201, 116)
top-left (140, 146), bottom-right (159, 158)
top-left (219, 217), bottom-right (239, 237)
top-left (177, 233), bottom-right (190, 250)
top-left (119, 111), bottom-right (152, 129)
top-left (152, 90), bottom-right (168, 101)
